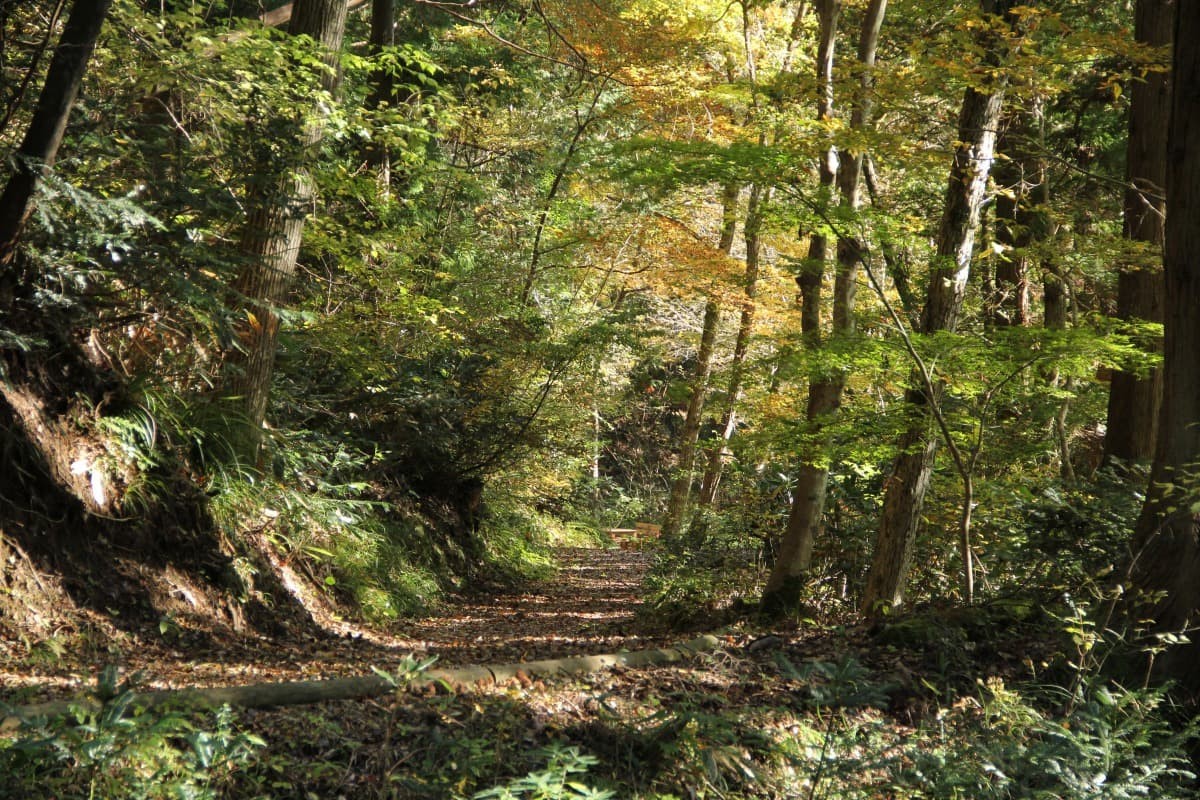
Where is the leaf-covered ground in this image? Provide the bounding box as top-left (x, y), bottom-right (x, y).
top-left (3, 544), bottom-right (1110, 799)
top-left (3, 546), bottom-right (681, 705)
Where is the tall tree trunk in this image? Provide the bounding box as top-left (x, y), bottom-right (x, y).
top-left (226, 0), bottom-right (349, 457)
top-left (794, 0), bottom-right (840, 330)
top-left (763, 0), bottom-right (887, 612)
top-left (1103, 0), bottom-right (1171, 467)
top-left (697, 183), bottom-right (768, 507)
top-left (661, 184), bottom-right (740, 537)
top-left (0, 0), bottom-right (112, 306)
top-left (366, 0), bottom-right (397, 189)
top-left (661, 300), bottom-right (722, 539)
top-left (989, 110), bottom-right (1038, 328)
top-left (1128, 0), bottom-right (1200, 690)
top-left (861, 0), bottom-right (1012, 615)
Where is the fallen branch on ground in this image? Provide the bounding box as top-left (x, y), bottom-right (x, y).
top-left (2, 634), bottom-right (721, 730)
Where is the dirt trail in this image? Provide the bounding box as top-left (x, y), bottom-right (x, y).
top-left (4, 545), bottom-right (667, 702)
top-left (396, 546), bottom-right (666, 666)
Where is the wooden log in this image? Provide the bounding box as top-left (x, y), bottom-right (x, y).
top-left (2, 635), bottom-right (720, 730)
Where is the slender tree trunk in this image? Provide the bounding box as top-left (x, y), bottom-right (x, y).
top-left (776, 0), bottom-right (838, 592)
top-left (794, 0), bottom-right (840, 327)
top-left (861, 0), bottom-right (1013, 615)
top-left (1103, 0), bottom-right (1171, 467)
top-left (0, 0), bottom-right (114, 508)
top-left (697, 183), bottom-right (768, 507)
top-left (661, 183), bottom-right (741, 537)
top-left (366, 0), bottom-right (397, 189)
top-left (519, 82), bottom-right (606, 307)
top-left (0, 0), bottom-right (112, 306)
top-left (1128, 0), bottom-right (1200, 691)
top-left (764, 0), bottom-right (888, 612)
top-left (661, 300), bottom-right (722, 539)
top-left (1045, 234), bottom-right (1075, 482)
top-left (863, 154), bottom-right (920, 321)
top-left (226, 0), bottom-right (349, 456)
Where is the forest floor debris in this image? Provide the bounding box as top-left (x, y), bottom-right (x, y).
top-left (1, 545), bottom-right (1157, 799)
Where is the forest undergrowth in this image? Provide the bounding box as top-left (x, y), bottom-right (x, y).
top-left (2, 541), bottom-right (1196, 799)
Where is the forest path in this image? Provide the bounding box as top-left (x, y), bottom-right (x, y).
top-left (394, 545), bottom-right (666, 667)
top-left (5, 545), bottom-right (670, 702)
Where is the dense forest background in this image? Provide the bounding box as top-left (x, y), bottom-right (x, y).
top-left (3, 0), bottom-right (1200, 797)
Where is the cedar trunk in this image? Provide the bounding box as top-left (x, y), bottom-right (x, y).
top-left (1103, 0), bottom-right (1171, 466)
top-left (1129, 0), bottom-right (1200, 689)
top-left (861, 0), bottom-right (1011, 614)
top-left (226, 0), bottom-right (349, 455)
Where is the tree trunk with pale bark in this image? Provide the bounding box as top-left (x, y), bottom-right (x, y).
top-left (226, 0), bottom-right (349, 459)
top-left (861, 0), bottom-right (1013, 615)
top-left (763, 0), bottom-right (888, 613)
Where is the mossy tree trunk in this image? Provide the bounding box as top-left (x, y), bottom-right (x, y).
top-left (225, 0), bottom-right (349, 460)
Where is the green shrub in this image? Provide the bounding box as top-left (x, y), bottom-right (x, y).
top-left (473, 744), bottom-right (614, 800)
top-left (0, 688), bottom-right (263, 800)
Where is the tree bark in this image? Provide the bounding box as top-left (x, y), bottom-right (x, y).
top-left (366, 0), bottom-right (397, 189)
top-left (1129, 0), bottom-right (1200, 690)
top-left (225, 0), bottom-right (349, 457)
top-left (1103, 0), bottom-right (1171, 467)
top-left (989, 110), bottom-right (1040, 328)
top-left (861, 0), bottom-right (1012, 615)
top-left (794, 0), bottom-right (840, 331)
top-left (764, 0), bottom-right (888, 612)
top-left (661, 184), bottom-right (740, 538)
top-left (0, 0), bottom-right (112, 305)
top-left (697, 183), bottom-right (767, 507)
